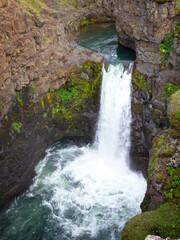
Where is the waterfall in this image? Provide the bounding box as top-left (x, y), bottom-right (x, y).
top-left (95, 63), bottom-right (132, 167)
top-left (0, 63), bottom-right (146, 240)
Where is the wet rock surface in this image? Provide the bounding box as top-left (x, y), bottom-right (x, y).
top-left (145, 235), bottom-right (180, 240)
top-left (0, 0), bottom-right (106, 210)
top-left (121, 91), bottom-right (180, 240)
top-left (115, 0), bottom-right (180, 161)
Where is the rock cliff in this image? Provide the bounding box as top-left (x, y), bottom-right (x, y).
top-left (114, 0), bottom-right (180, 238)
top-left (0, 0), bottom-right (106, 210)
top-left (115, 0), bottom-right (180, 164)
top-left (0, 0), bottom-right (180, 238)
top-left (121, 91), bottom-right (180, 239)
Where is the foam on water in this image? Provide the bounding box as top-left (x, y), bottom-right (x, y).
top-left (0, 63), bottom-right (146, 240)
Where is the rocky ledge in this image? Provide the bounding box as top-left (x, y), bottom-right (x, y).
top-left (145, 235), bottom-right (180, 240)
top-left (115, 0), bottom-right (180, 164)
top-left (0, 0), bottom-right (108, 210)
top-left (121, 90), bottom-right (180, 240)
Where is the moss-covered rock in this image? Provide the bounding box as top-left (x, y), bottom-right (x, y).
top-left (169, 90), bottom-right (180, 138)
top-left (124, 89), bottom-right (180, 239)
top-left (121, 202), bottom-right (180, 240)
top-left (0, 61), bottom-right (102, 210)
top-left (132, 71), bottom-right (151, 93)
top-left (176, 0), bottom-right (180, 15)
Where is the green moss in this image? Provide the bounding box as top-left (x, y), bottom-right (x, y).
top-left (164, 167), bottom-right (180, 200)
top-left (43, 112), bottom-right (47, 118)
top-left (163, 83), bottom-right (180, 99)
top-left (80, 17), bottom-right (98, 27)
top-left (155, 172), bottom-right (165, 183)
top-left (121, 202), bottom-right (180, 240)
top-left (153, 135), bottom-right (164, 149)
top-left (159, 33), bottom-right (174, 59)
top-left (174, 188), bottom-right (180, 198)
top-left (15, 0), bottom-right (47, 15)
top-left (17, 91), bottom-right (23, 108)
top-left (132, 71), bottom-right (151, 92)
top-left (169, 90), bottom-right (180, 136)
top-left (1, 61), bottom-right (102, 146)
top-left (176, 0), bottom-right (180, 15)
top-left (0, 103), bottom-right (5, 113)
top-left (164, 176), bottom-right (173, 190)
top-left (148, 135), bottom-right (164, 181)
top-left (159, 145), bottom-right (176, 157)
top-left (11, 122), bottom-right (22, 134)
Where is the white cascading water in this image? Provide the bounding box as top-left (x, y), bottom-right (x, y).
top-left (0, 63), bottom-right (147, 240)
top-left (95, 64), bottom-right (132, 165)
top-left (31, 63), bottom-right (146, 239)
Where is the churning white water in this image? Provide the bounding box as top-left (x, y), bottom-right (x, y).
top-left (95, 64), bottom-right (132, 164)
top-left (29, 63), bottom-right (146, 239)
top-left (0, 63), bottom-right (146, 240)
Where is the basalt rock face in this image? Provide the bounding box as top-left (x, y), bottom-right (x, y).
top-left (115, 0), bottom-right (180, 238)
top-left (115, 0), bottom-right (180, 165)
top-left (121, 91), bottom-right (180, 240)
top-left (141, 90), bottom-right (180, 212)
top-left (0, 0), bottom-right (105, 210)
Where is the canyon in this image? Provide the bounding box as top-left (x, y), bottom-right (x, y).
top-left (0, 0), bottom-right (179, 239)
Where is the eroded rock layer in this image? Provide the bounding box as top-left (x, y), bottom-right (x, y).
top-left (0, 0), bottom-right (107, 209)
top-left (115, 0), bottom-right (180, 161)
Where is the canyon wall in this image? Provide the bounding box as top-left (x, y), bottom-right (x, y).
top-left (0, 0), bottom-right (179, 238)
top-left (116, 0), bottom-right (179, 162)
top-left (0, 0), bottom-right (106, 210)
top-left (114, 0), bottom-right (180, 238)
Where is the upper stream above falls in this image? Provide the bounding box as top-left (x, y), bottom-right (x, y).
top-left (71, 23), bottom-right (136, 64)
top-left (0, 23), bottom-right (146, 240)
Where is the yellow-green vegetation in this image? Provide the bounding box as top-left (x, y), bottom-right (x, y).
top-left (1, 61), bottom-right (102, 144)
top-left (132, 71), bottom-right (151, 92)
top-left (31, 61), bottom-right (102, 128)
top-left (148, 135), bottom-right (164, 181)
top-left (11, 122), bottom-right (22, 134)
top-left (159, 22), bottom-right (180, 67)
top-left (164, 167), bottom-right (180, 200)
top-left (0, 103), bottom-right (5, 114)
top-left (176, 0), bottom-right (180, 15)
top-left (159, 33), bottom-right (174, 59)
top-left (17, 91), bottom-right (23, 108)
top-left (59, 0), bottom-right (78, 8)
top-left (163, 83), bottom-right (180, 100)
top-left (15, 0), bottom-right (47, 15)
top-left (80, 17), bottom-right (97, 27)
top-left (169, 90), bottom-right (180, 137)
top-left (159, 145), bottom-right (176, 157)
top-left (174, 21), bottom-right (180, 36)
top-left (151, 108), bottom-right (166, 120)
top-left (121, 202), bottom-right (180, 240)
top-left (59, 0), bottom-right (98, 10)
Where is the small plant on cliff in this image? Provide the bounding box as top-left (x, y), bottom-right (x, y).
top-left (12, 122), bottom-right (22, 133)
top-left (132, 71), bottom-right (151, 92)
top-left (43, 112), bottom-right (47, 118)
top-left (163, 84), bottom-right (180, 107)
top-left (163, 84), bottom-right (180, 98)
top-left (167, 167), bottom-right (180, 188)
top-left (17, 91), bottom-right (23, 108)
top-left (164, 167), bottom-right (180, 200)
top-left (15, 0), bottom-right (45, 15)
top-left (80, 17), bottom-right (97, 27)
top-left (159, 33), bottom-right (174, 58)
